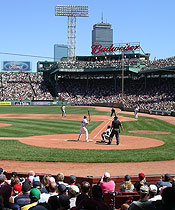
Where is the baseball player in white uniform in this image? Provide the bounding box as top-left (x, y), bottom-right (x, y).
top-left (61, 105), bottom-right (66, 117)
top-left (77, 116), bottom-right (89, 142)
top-left (134, 107), bottom-right (139, 119)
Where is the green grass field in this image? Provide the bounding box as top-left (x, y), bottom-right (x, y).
top-left (0, 106), bottom-right (175, 163)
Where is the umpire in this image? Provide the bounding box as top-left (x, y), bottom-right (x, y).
top-left (107, 116), bottom-right (123, 145)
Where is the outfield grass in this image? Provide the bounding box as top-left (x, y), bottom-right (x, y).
top-left (0, 106), bottom-right (109, 115)
top-left (0, 118), bottom-right (101, 137)
top-left (0, 106), bottom-right (175, 163)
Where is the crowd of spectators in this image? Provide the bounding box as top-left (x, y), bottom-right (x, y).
top-left (140, 56), bottom-right (175, 71)
top-left (0, 70), bottom-right (174, 113)
top-left (1, 168), bottom-right (175, 210)
top-left (29, 73), bottom-right (53, 100)
top-left (1, 72), bottom-right (33, 101)
top-left (56, 77), bottom-right (175, 112)
top-left (39, 58), bottom-right (145, 71)
top-left (57, 58), bottom-right (144, 70)
top-left (0, 72), bottom-right (53, 101)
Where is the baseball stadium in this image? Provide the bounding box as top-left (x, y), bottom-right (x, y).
top-left (0, 44), bottom-right (175, 209)
top-left (0, 3), bottom-right (175, 210)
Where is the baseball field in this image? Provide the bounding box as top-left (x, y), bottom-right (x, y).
top-left (0, 105), bottom-right (175, 176)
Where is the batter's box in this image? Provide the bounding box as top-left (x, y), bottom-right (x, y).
top-left (66, 139), bottom-right (78, 142)
top-left (95, 140), bottom-right (107, 144)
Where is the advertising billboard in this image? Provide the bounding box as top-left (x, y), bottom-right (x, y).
top-left (0, 102), bottom-right (11, 106)
top-left (91, 42), bottom-right (140, 55)
top-left (2, 61), bottom-right (31, 72)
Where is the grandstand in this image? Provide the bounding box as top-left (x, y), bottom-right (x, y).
top-left (36, 53), bottom-right (175, 116)
top-left (0, 53), bottom-right (174, 115)
top-left (0, 54), bottom-right (175, 209)
top-left (0, 72), bottom-right (53, 102)
top-left (2, 169), bottom-right (175, 210)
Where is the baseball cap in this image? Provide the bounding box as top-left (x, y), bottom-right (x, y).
top-left (124, 175), bottom-right (130, 181)
top-left (164, 173), bottom-right (170, 181)
top-left (69, 175), bottom-right (76, 182)
top-left (0, 168), bottom-right (3, 174)
top-left (13, 184), bottom-right (22, 193)
top-left (104, 172), bottom-right (110, 178)
top-left (33, 181), bottom-right (41, 189)
top-left (28, 176), bottom-right (34, 183)
top-left (149, 184), bottom-right (157, 193)
top-left (0, 174), bottom-right (6, 182)
top-left (49, 177), bottom-right (55, 183)
top-left (69, 185), bottom-right (80, 194)
top-left (22, 181), bottom-right (31, 192)
top-left (58, 184), bottom-right (67, 193)
top-left (30, 188), bottom-right (40, 200)
top-left (140, 185), bottom-right (149, 194)
top-left (139, 173), bottom-right (145, 179)
top-left (159, 186), bottom-right (167, 194)
top-left (11, 172), bottom-right (17, 177)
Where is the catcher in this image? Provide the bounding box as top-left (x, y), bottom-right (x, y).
top-left (101, 125), bottom-right (111, 143)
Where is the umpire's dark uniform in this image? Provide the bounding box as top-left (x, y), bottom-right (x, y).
top-left (107, 116), bottom-right (123, 145)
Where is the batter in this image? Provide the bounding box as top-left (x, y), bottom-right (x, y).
top-left (77, 116), bottom-right (89, 142)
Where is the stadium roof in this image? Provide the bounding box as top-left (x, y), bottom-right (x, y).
top-left (138, 65), bottom-right (175, 75)
top-left (37, 53), bottom-right (148, 74)
top-left (64, 53), bottom-right (148, 61)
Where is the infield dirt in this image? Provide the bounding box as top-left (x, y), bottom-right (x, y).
top-left (0, 107), bottom-right (174, 176)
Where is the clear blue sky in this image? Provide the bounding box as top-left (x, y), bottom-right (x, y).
top-left (0, 0), bottom-right (175, 71)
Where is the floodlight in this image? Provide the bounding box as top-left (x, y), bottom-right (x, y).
top-left (55, 5), bottom-right (89, 17)
top-left (55, 5), bottom-right (89, 59)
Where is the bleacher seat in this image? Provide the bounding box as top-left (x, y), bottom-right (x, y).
top-left (103, 192), bottom-right (140, 209)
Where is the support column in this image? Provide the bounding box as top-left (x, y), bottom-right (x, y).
top-left (114, 74), bottom-right (116, 91)
top-left (86, 74), bottom-right (88, 89)
top-left (144, 74), bottom-right (147, 89)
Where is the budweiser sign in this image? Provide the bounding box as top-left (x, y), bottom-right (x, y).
top-left (91, 43), bottom-right (140, 55)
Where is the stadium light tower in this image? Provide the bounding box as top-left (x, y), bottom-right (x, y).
top-left (55, 5), bottom-right (89, 60)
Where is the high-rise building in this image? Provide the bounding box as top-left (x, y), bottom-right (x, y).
top-left (92, 22), bottom-right (113, 55)
top-left (54, 44), bottom-right (68, 61)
